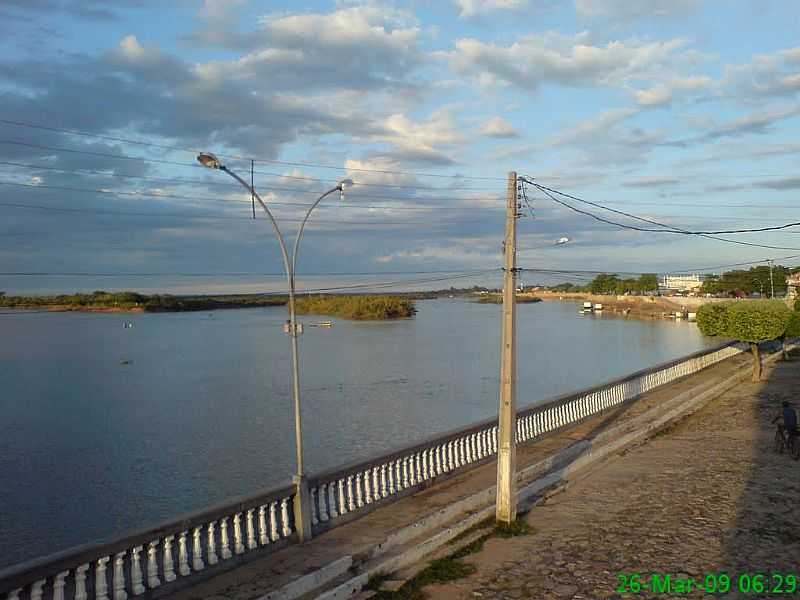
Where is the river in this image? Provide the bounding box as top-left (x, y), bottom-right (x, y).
top-left (0, 299), bottom-right (715, 567)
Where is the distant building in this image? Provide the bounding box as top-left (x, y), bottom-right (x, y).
top-left (787, 273), bottom-right (800, 298)
top-left (659, 273), bottom-right (705, 293)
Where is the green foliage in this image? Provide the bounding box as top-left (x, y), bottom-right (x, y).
top-left (698, 300), bottom-right (791, 343)
top-left (0, 291), bottom-right (287, 311)
top-left (475, 295), bottom-right (541, 304)
top-left (794, 298), bottom-right (800, 312)
top-left (495, 520), bottom-right (533, 538)
top-left (725, 301), bottom-right (790, 343)
top-left (702, 265), bottom-right (789, 297)
top-left (294, 295), bottom-right (416, 320)
top-left (785, 311), bottom-right (800, 339)
top-left (588, 273), bottom-right (658, 295)
top-left (696, 303), bottom-right (730, 337)
top-left (701, 276), bottom-right (722, 295)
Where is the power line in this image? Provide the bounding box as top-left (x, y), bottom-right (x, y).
top-left (0, 160), bottom-right (505, 205)
top-left (0, 269), bottom-right (491, 278)
top-left (0, 119), bottom-right (505, 181)
top-left (0, 182), bottom-right (496, 225)
top-left (525, 179), bottom-right (800, 251)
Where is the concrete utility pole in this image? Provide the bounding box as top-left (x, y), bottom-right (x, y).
top-left (768, 259), bottom-right (775, 298)
top-left (496, 171), bottom-right (518, 525)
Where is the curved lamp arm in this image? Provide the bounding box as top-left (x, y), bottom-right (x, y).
top-left (218, 166), bottom-right (294, 293)
top-left (291, 186), bottom-right (342, 280)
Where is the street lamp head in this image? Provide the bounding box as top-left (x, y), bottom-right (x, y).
top-left (197, 152), bottom-right (223, 170)
top-left (338, 178), bottom-right (354, 200)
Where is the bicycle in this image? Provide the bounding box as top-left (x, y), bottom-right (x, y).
top-left (774, 424), bottom-right (800, 460)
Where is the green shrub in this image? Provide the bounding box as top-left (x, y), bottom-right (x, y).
top-left (696, 302), bottom-right (731, 337)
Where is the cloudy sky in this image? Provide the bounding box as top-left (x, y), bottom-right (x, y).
top-left (1, 0), bottom-right (799, 294)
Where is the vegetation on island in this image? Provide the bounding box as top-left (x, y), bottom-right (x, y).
top-left (0, 290), bottom-right (287, 312)
top-left (294, 295), bottom-right (416, 320)
top-left (697, 300), bottom-right (792, 382)
top-left (701, 265), bottom-right (793, 297)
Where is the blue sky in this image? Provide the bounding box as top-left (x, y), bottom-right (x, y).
top-left (1, 0), bottom-right (799, 294)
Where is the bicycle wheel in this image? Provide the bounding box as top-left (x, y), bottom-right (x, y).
top-left (775, 428), bottom-right (785, 454)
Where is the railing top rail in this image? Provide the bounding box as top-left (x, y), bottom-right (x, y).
top-left (0, 482), bottom-right (294, 592)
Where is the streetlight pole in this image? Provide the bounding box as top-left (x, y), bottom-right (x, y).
top-left (768, 259), bottom-right (775, 298)
top-left (197, 152), bottom-right (351, 542)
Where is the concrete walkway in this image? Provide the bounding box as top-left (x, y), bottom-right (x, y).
top-left (169, 350), bottom-right (761, 600)
top-left (428, 355), bottom-right (800, 600)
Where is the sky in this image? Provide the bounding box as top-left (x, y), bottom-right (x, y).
top-left (1, 0), bottom-right (799, 294)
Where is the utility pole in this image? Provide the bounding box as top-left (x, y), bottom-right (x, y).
top-left (496, 171), bottom-right (518, 525)
top-left (768, 259), bottom-right (775, 298)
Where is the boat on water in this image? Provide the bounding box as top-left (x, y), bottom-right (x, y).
top-left (309, 320), bottom-right (334, 328)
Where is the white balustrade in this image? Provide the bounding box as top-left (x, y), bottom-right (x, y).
top-left (163, 535), bottom-right (176, 582)
top-left (270, 502), bottom-right (280, 542)
top-left (220, 517), bottom-right (232, 559)
top-left (258, 506), bottom-right (269, 545)
top-left (96, 556), bottom-right (110, 600)
top-left (130, 548), bottom-right (145, 595)
top-left (280, 499), bottom-right (291, 538)
top-left (75, 563), bottom-right (89, 600)
top-left (192, 527), bottom-right (204, 571)
top-left (112, 554), bottom-right (126, 600)
top-left (372, 467), bottom-right (380, 498)
top-left (207, 521), bottom-right (219, 565)
top-left (328, 482), bottom-right (339, 518)
top-left (233, 513), bottom-right (245, 554)
top-left (338, 479), bottom-right (348, 515)
top-left (146, 542), bottom-right (160, 588)
top-left (30, 580), bottom-right (44, 600)
top-left (247, 508), bottom-right (258, 549)
top-left (54, 571), bottom-right (69, 600)
top-left (318, 485), bottom-right (330, 522)
top-left (177, 531), bottom-right (190, 577)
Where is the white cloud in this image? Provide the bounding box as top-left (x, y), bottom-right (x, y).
top-left (723, 46), bottom-right (800, 99)
top-left (633, 75), bottom-right (712, 107)
top-left (444, 31), bottom-right (687, 92)
top-left (453, 0), bottom-right (528, 18)
top-left (479, 116), bottom-right (518, 138)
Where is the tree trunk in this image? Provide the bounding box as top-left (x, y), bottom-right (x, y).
top-left (751, 342), bottom-right (762, 382)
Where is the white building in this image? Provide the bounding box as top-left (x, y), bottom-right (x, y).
top-left (659, 274), bottom-right (704, 292)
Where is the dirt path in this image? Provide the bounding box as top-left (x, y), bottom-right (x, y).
top-left (429, 357), bottom-right (800, 599)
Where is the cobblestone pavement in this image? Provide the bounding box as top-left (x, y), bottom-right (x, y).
top-left (429, 358), bottom-right (800, 600)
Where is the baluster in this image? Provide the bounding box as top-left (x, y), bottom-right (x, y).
top-left (380, 465), bottom-right (388, 496)
top-left (454, 439), bottom-right (462, 467)
top-left (193, 527), bottom-right (205, 571)
top-left (445, 442), bottom-right (453, 470)
top-left (425, 449), bottom-right (432, 479)
top-left (338, 479), bottom-right (348, 515)
top-left (363, 471), bottom-right (373, 504)
top-left (388, 462), bottom-right (396, 494)
top-left (75, 563), bottom-right (90, 600)
top-left (469, 434), bottom-right (476, 462)
top-left (220, 517), bottom-right (233, 559)
top-left (97, 557), bottom-right (112, 599)
top-left (434, 447), bottom-right (442, 475)
top-left (258, 506), bottom-right (269, 545)
top-left (402, 456), bottom-right (410, 487)
top-left (269, 502), bottom-right (280, 542)
top-left (328, 482), bottom-right (339, 518)
top-left (347, 475), bottom-right (357, 511)
top-left (177, 531), bottom-right (190, 576)
top-left (310, 488), bottom-right (320, 525)
top-left (30, 580), bottom-right (45, 600)
top-left (207, 522), bottom-right (219, 565)
top-left (5, 590), bottom-right (21, 600)
top-left (354, 472), bottom-right (363, 507)
top-left (373, 467), bottom-right (380, 498)
top-left (147, 542), bottom-right (160, 588)
top-left (233, 513), bottom-right (245, 554)
top-left (247, 508), bottom-right (258, 549)
top-left (318, 484), bottom-right (330, 521)
top-left (112, 554), bottom-right (126, 600)
top-left (280, 498), bottom-right (292, 538)
top-left (130, 548), bottom-right (145, 595)
top-left (54, 570), bottom-right (69, 600)
top-left (163, 536), bottom-right (176, 582)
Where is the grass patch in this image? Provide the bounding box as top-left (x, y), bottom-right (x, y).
top-left (294, 295), bottom-right (416, 320)
top-left (446, 516), bottom-right (494, 545)
top-left (450, 533), bottom-right (492, 559)
top-left (475, 294), bottom-right (541, 304)
top-left (494, 519), bottom-right (533, 538)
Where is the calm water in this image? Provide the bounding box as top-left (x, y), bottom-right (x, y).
top-left (0, 299), bottom-right (715, 567)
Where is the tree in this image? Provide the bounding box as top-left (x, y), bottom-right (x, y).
top-left (701, 276), bottom-right (722, 295)
top-left (637, 273), bottom-right (659, 293)
top-left (589, 273), bottom-right (619, 295)
top-left (697, 300), bottom-right (790, 382)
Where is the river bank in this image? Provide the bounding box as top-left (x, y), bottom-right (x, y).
top-left (537, 291), bottom-right (705, 319)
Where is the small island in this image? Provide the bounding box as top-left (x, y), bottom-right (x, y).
top-left (475, 294), bottom-right (542, 304)
top-left (294, 295), bottom-right (416, 320)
